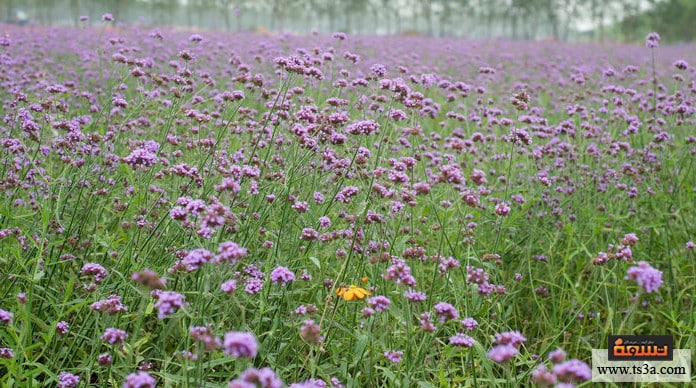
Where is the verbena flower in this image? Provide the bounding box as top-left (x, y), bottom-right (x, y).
top-left (552, 359), bottom-right (592, 383)
top-left (228, 367), bottom-right (283, 388)
top-left (449, 333), bottom-right (475, 347)
top-left (366, 295), bottom-right (390, 312)
top-left (80, 263), bottom-right (108, 284)
top-left (487, 344), bottom-right (518, 363)
top-left (0, 348), bottom-right (14, 359)
top-left (124, 371), bottom-right (156, 388)
top-left (0, 308), bottom-right (13, 325)
top-left (549, 348), bottom-right (567, 363)
top-left (221, 279), bottom-right (237, 293)
top-left (91, 294), bottom-right (128, 315)
top-left (223, 331), bottom-right (258, 358)
top-left (433, 302), bottom-right (459, 323)
top-left (461, 317), bottom-right (478, 331)
top-left (531, 364), bottom-right (556, 386)
top-left (384, 350), bottom-right (403, 363)
top-left (98, 353), bottom-right (113, 366)
top-left (645, 32), bottom-right (660, 48)
top-left (101, 328), bottom-right (128, 346)
top-left (300, 319), bottom-right (322, 345)
top-left (56, 321), bottom-right (69, 336)
top-left (270, 266), bottom-right (295, 285)
top-left (625, 261), bottom-right (663, 293)
top-left (153, 291), bottom-right (186, 318)
top-left (57, 372), bottom-right (80, 388)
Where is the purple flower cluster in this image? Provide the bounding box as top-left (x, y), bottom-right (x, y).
top-left (101, 328), bottom-right (128, 346)
top-left (57, 372), bottom-right (80, 388)
top-left (625, 261), bottom-right (663, 293)
top-left (91, 294), bottom-right (128, 315)
top-left (223, 331), bottom-right (258, 358)
top-left (270, 266), bottom-right (296, 285)
top-left (449, 333), bottom-right (475, 347)
top-left (488, 330), bottom-right (527, 363)
top-left (228, 367), bottom-right (283, 388)
top-left (367, 295), bottom-right (391, 312)
top-left (0, 308), bottom-right (13, 325)
top-left (124, 371), bottom-right (156, 388)
top-left (433, 302), bottom-right (459, 323)
top-left (152, 290), bottom-right (187, 318)
top-left (384, 350), bottom-right (403, 363)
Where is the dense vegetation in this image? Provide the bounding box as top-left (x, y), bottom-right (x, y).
top-left (0, 21), bottom-right (694, 387)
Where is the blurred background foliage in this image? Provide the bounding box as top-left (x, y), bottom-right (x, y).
top-left (1, 0), bottom-right (694, 43)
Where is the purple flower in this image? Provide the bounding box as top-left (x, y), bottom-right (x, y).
top-left (0, 308), bottom-right (13, 325)
top-left (57, 372), bottom-right (80, 388)
top-left (673, 60), bottom-right (689, 70)
top-left (494, 330), bottom-right (526, 347)
top-left (625, 261), bottom-right (663, 293)
top-left (495, 202), bottom-right (511, 216)
top-left (384, 258), bottom-right (416, 286)
top-left (102, 13), bottom-right (114, 22)
top-left (549, 348), bottom-right (567, 363)
top-left (221, 279), bottom-right (237, 293)
top-left (270, 266), bottom-right (295, 285)
top-left (300, 319), bottom-right (322, 345)
top-left (645, 32), bottom-right (660, 48)
top-left (301, 228), bottom-right (319, 241)
top-left (228, 367), bottom-right (283, 388)
top-left (367, 295), bottom-right (391, 312)
top-left (0, 348), bottom-right (14, 359)
top-left (101, 328), bottom-right (128, 346)
top-left (686, 241), bottom-right (695, 250)
top-left (460, 317), bottom-right (478, 331)
top-left (313, 192), bottom-right (324, 204)
top-left (80, 263), bottom-right (108, 284)
top-left (190, 325), bottom-right (222, 351)
top-left (332, 32), bottom-right (347, 40)
top-left (153, 291), bottom-right (186, 318)
top-left (403, 289), bottom-right (426, 302)
top-left (56, 321), bottom-right (69, 336)
top-left (216, 241), bottom-right (247, 265)
top-left (531, 364), bottom-right (556, 386)
top-left (124, 371), bottom-right (157, 388)
top-left (245, 278), bottom-right (264, 295)
top-left (433, 302), bottom-right (459, 323)
top-left (487, 344), bottom-right (519, 363)
top-left (181, 248), bottom-right (213, 272)
top-left (449, 333), bottom-right (475, 347)
top-left (346, 120), bottom-right (379, 135)
top-left (91, 294), bottom-right (128, 315)
top-left (384, 350), bottom-right (403, 363)
top-left (123, 145), bottom-right (159, 169)
top-left (318, 216), bottom-right (331, 229)
top-left (552, 359), bottom-right (592, 383)
top-left (98, 353), bottom-right (113, 366)
top-left (419, 312), bottom-right (437, 332)
top-left (335, 186), bottom-right (359, 203)
top-left (223, 331), bottom-right (258, 358)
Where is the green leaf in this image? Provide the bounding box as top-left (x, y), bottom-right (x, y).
top-left (308, 256), bottom-right (321, 269)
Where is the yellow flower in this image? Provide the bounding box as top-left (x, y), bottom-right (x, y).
top-left (360, 276), bottom-right (369, 284)
top-left (336, 285), bottom-right (371, 301)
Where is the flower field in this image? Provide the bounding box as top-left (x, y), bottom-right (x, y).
top-left (0, 22), bottom-right (694, 387)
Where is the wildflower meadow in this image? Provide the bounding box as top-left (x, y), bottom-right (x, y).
top-left (0, 19), bottom-right (694, 387)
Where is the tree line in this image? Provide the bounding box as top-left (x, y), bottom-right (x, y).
top-left (2, 0), bottom-right (693, 42)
